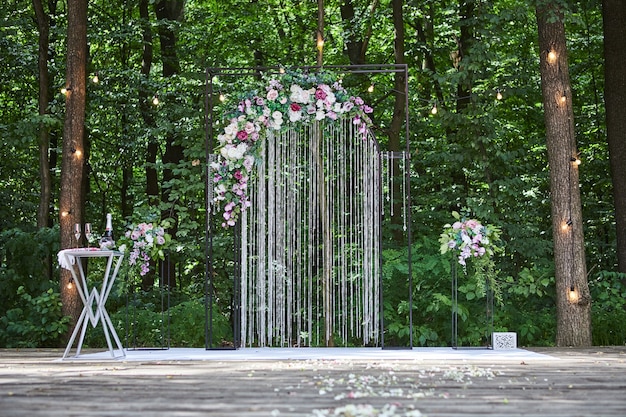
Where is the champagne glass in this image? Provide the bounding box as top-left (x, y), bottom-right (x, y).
top-left (73, 223), bottom-right (81, 247)
top-left (84, 223), bottom-right (92, 247)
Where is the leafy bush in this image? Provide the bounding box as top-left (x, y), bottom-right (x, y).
top-left (381, 236), bottom-right (561, 348)
top-left (84, 291), bottom-right (232, 349)
top-left (0, 285), bottom-right (69, 348)
top-left (0, 227), bottom-right (67, 348)
top-left (499, 265), bottom-right (556, 346)
top-left (590, 271), bottom-right (626, 346)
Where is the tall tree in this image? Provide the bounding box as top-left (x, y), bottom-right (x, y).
top-left (602, 0), bottom-right (626, 275)
top-left (339, 0), bottom-right (379, 65)
top-left (536, 2), bottom-right (591, 346)
top-left (33, 0), bottom-right (54, 229)
top-left (59, 0), bottom-right (88, 327)
top-left (139, 0), bottom-right (159, 208)
top-left (155, 0), bottom-right (184, 288)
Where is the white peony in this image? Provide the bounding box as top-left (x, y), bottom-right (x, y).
top-left (289, 109), bottom-right (302, 122)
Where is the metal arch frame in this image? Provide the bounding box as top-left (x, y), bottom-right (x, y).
top-left (203, 64), bottom-right (413, 349)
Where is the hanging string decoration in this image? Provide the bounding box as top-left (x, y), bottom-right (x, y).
top-left (211, 71), bottom-right (381, 347)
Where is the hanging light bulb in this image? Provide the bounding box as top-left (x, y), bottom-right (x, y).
top-left (367, 84), bottom-right (374, 93)
top-left (92, 73), bottom-right (99, 83)
top-left (561, 219), bottom-right (572, 231)
top-left (279, 67), bottom-right (285, 74)
top-left (152, 95), bottom-right (159, 106)
top-left (61, 86), bottom-right (71, 95)
top-left (430, 102), bottom-right (438, 115)
top-left (66, 278), bottom-right (74, 290)
top-left (547, 49), bottom-right (557, 64)
top-left (496, 89), bottom-right (503, 100)
top-left (571, 156), bottom-right (582, 166)
top-left (560, 91), bottom-right (567, 104)
top-left (568, 285), bottom-right (579, 303)
top-left (219, 93), bottom-right (226, 102)
top-left (316, 36), bottom-right (324, 51)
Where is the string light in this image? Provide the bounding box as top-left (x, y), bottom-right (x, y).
top-left (219, 93), bottom-right (226, 102)
top-left (92, 73), bottom-right (99, 83)
top-left (430, 102), bottom-right (438, 115)
top-left (66, 277), bottom-right (74, 290)
top-left (560, 91), bottom-right (567, 105)
top-left (561, 219), bottom-right (572, 231)
top-left (547, 49), bottom-right (557, 64)
top-left (316, 37), bottom-right (324, 52)
top-left (367, 84), bottom-right (375, 93)
top-left (568, 284), bottom-right (579, 303)
top-left (152, 95), bottom-right (159, 106)
top-left (571, 155), bottom-right (581, 166)
top-left (61, 86), bottom-right (71, 95)
top-left (279, 67), bottom-right (285, 74)
top-left (496, 89), bottom-right (503, 100)
top-left (61, 210), bottom-right (70, 218)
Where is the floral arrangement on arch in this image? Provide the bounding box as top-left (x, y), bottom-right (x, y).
top-left (440, 211), bottom-right (503, 299)
top-left (210, 70), bottom-right (375, 228)
top-left (117, 219), bottom-right (172, 277)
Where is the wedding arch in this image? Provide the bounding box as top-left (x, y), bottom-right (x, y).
top-left (203, 65), bottom-right (412, 348)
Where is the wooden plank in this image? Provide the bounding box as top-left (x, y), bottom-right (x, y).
top-left (0, 348), bottom-right (625, 416)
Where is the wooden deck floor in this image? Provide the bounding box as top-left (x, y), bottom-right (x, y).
top-left (1, 347), bottom-right (625, 416)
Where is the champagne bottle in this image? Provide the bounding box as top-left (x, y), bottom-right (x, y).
top-left (99, 213), bottom-right (115, 249)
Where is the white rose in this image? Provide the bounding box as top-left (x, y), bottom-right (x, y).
top-left (289, 109), bottom-right (302, 122)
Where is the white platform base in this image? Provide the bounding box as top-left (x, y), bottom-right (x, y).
top-left (57, 346), bottom-right (552, 362)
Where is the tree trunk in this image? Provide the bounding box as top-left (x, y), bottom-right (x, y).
top-left (387, 0), bottom-right (407, 242)
top-left (340, 0), bottom-right (379, 66)
top-left (456, 0), bottom-right (474, 112)
top-left (33, 0), bottom-right (52, 230)
top-left (602, 0), bottom-right (626, 275)
top-left (414, 5), bottom-right (444, 106)
top-left (59, 0), bottom-right (88, 329)
top-left (316, 0), bottom-right (324, 67)
top-left (154, 0), bottom-right (184, 289)
top-left (138, 0), bottom-right (160, 207)
top-left (389, 0), bottom-right (406, 154)
top-left (536, 3), bottom-right (592, 346)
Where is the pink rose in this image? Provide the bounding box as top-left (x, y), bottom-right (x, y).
top-left (266, 89), bottom-right (279, 101)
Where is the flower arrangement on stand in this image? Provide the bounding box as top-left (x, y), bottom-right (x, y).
top-left (439, 211), bottom-right (503, 301)
top-left (211, 70), bottom-right (375, 228)
top-left (117, 219), bottom-right (173, 281)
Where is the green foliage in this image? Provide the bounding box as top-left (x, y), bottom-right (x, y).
top-left (85, 294), bottom-right (231, 348)
top-left (0, 286), bottom-right (69, 348)
top-left (589, 271), bottom-right (626, 346)
top-left (382, 237), bottom-right (559, 347)
top-left (0, 227), bottom-right (68, 347)
top-left (0, 0), bottom-right (621, 348)
top-left (499, 266), bottom-right (557, 346)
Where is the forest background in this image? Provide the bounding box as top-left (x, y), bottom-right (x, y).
top-left (1, 0), bottom-right (625, 349)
